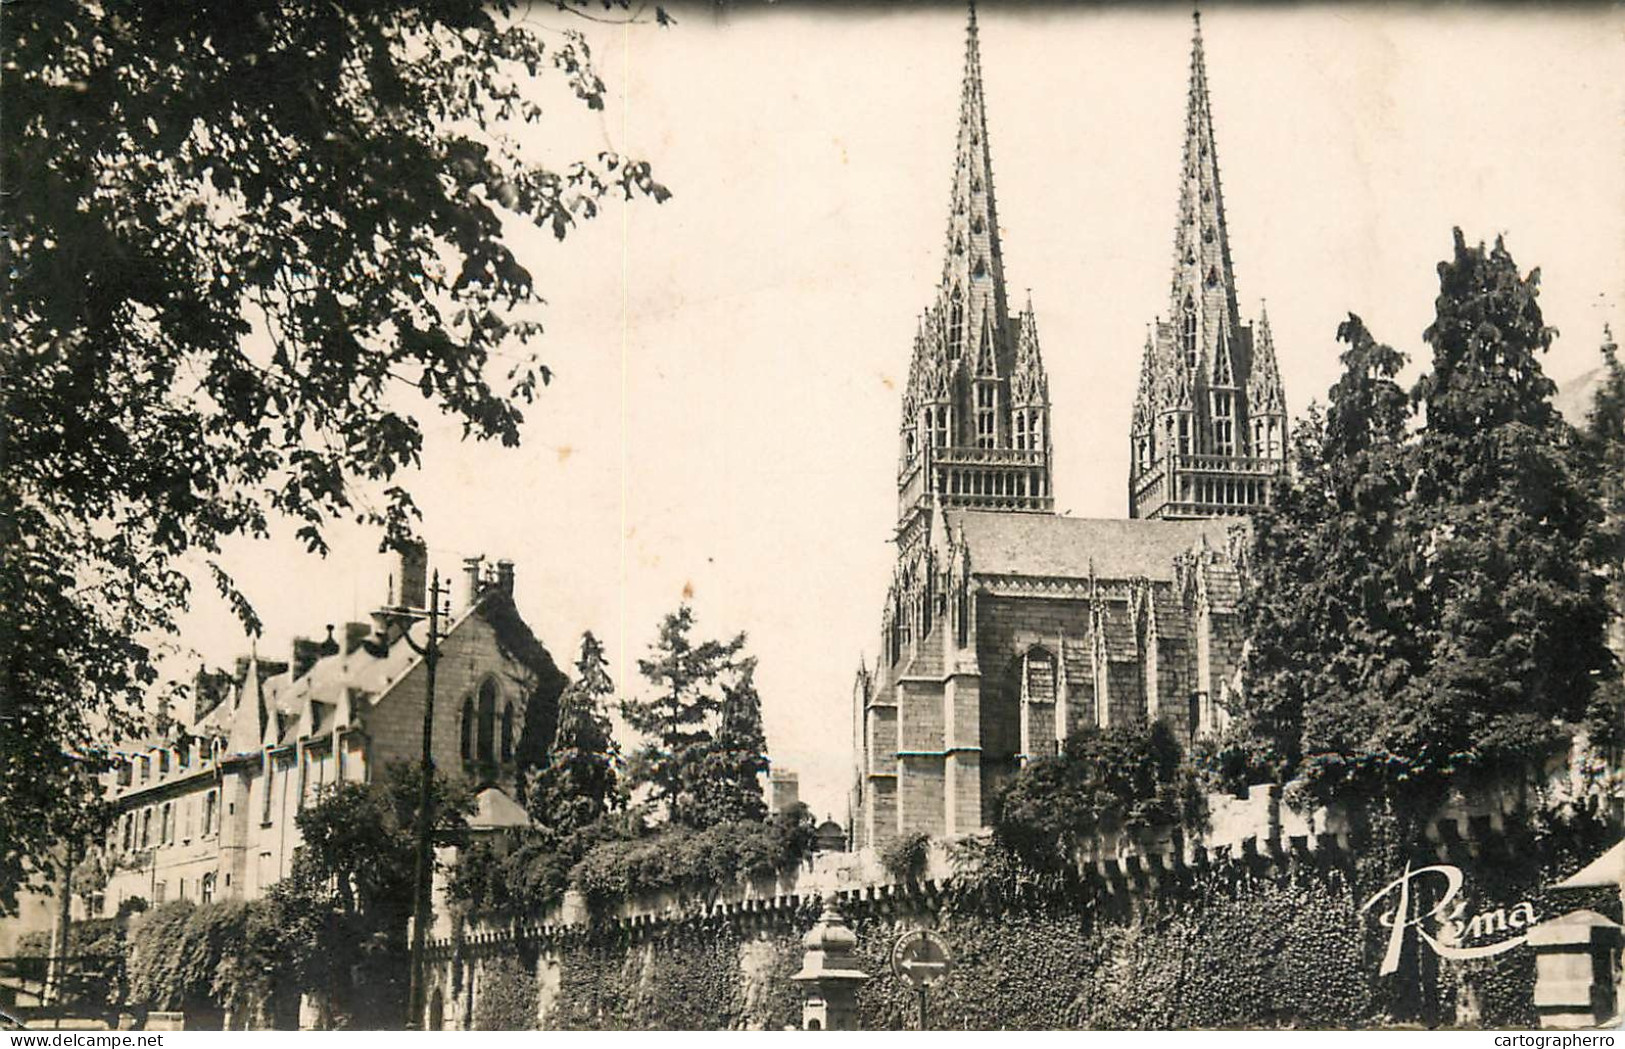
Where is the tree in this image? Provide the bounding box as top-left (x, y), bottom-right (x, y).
top-left (993, 722), bottom-right (1204, 872)
top-left (674, 657), bottom-right (771, 826)
top-left (1578, 325), bottom-right (1625, 749)
top-left (527, 632), bottom-right (623, 835)
top-left (624, 604), bottom-right (771, 829)
top-left (0, 1), bottom-right (668, 914)
top-left (1236, 230), bottom-right (1612, 811)
top-left (268, 763), bottom-right (473, 1027)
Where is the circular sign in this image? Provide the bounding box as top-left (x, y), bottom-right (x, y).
top-left (890, 929), bottom-right (952, 989)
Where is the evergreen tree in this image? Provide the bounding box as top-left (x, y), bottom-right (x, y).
top-left (1237, 230), bottom-right (1612, 809)
top-left (527, 632), bottom-right (622, 835)
top-left (675, 658), bottom-right (770, 827)
top-left (625, 604), bottom-right (772, 828)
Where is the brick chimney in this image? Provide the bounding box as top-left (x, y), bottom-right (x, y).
top-left (495, 559), bottom-right (515, 597)
top-left (344, 621), bottom-right (372, 655)
top-left (394, 540), bottom-right (428, 610)
top-left (462, 555), bottom-right (485, 610)
top-left (291, 637), bottom-right (322, 681)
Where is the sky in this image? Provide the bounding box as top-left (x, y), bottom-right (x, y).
top-left (176, 1), bottom-right (1625, 822)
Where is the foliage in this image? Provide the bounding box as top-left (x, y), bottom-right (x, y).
top-left (0, 0), bottom-right (668, 913)
top-left (879, 831), bottom-right (931, 884)
top-left (471, 955), bottom-right (539, 1030)
top-left (569, 804), bottom-right (816, 908)
top-left (481, 590), bottom-right (570, 793)
top-left (623, 605), bottom-right (770, 829)
top-left (264, 762), bottom-right (473, 1026)
top-left (1238, 230), bottom-right (1612, 811)
top-left (993, 721), bottom-right (1206, 870)
top-left (528, 632), bottom-right (623, 835)
top-left (1577, 325), bottom-right (1625, 751)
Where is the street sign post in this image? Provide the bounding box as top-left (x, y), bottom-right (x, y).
top-left (890, 929), bottom-right (951, 1030)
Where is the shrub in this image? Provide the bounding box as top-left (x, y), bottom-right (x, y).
top-left (880, 831), bottom-right (930, 883)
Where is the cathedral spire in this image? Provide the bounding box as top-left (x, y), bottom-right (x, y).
top-left (1168, 8), bottom-right (1240, 369)
top-left (1129, 10), bottom-right (1289, 520)
top-left (894, 2), bottom-right (1052, 550)
top-left (940, 0), bottom-right (1008, 361)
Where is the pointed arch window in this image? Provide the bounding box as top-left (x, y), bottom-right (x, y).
top-left (460, 697), bottom-right (475, 761)
top-left (477, 680), bottom-right (497, 766)
top-left (948, 292), bottom-right (965, 358)
top-left (933, 406), bottom-right (950, 449)
top-left (975, 384), bottom-right (996, 448)
top-left (1213, 391), bottom-right (1235, 456)
top-left (500, 704), bottom-right (515, 763)
top-left (1014, 411), bottom-right (1028, 450)
top-left (1179, 416), bottom-right (1191, 457)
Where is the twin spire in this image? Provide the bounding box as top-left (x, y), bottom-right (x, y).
top-left (896, 2), bottom-right (1053, 547)
top-left (938, 0), bottom-right (1008, 350)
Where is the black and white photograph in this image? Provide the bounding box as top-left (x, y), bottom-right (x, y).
top-left (2, 0), bottom-right (1623, 1034)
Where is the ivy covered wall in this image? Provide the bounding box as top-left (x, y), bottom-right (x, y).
top-left (437, 808), bottom-right (1617, 1031)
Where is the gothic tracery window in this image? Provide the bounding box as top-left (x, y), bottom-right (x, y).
top-left (1213, 391), bottom-right (1235, 456)
top-left (975, 384), bottom-right (996, 448)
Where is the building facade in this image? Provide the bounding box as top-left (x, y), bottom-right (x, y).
top-left (852, 9), bottom-right (1284, 849)
top-left (97, 548), bottom-right (565, 913)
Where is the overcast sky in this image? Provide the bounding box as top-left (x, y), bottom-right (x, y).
top-left (177, 2), bottom-right (1625, 821)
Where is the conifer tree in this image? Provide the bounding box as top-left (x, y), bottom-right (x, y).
top-left (527, 633), bottom-right (621, 835)
top-left (625, 604), bottom-right (772, 828)
top-left (675, 658), bottom-right (770, 827)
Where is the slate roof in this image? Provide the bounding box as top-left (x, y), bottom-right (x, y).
top-left (949, 512), bottom-right (1233, 582)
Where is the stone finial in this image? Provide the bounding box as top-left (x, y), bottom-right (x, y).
top-left (791, 900), bottom-right (870, 1031)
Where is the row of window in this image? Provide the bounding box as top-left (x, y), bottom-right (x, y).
top-left (1184, 476), bottom-right (1268, 508)
top-left (116, 790), bottom-right (218, 853)
top-left (937, 467), bottom-right (1046, 501)
top-left (1140, 399), bottom-right (1283, 468)
top-left (906, 403), bottom-right (1047, 460)
top-left (150, 872), bottom-right (217, 907)
top-left (460, 679), bottom-right (515, 766)
top-left (115, 740), bottom-right (216, 788)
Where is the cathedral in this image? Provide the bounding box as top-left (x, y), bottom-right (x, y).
top-left (851, 8), bottom-right (1289, 849)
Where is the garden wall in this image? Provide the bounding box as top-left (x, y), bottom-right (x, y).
top-left (425, 779), bottom-right (1620, 1030)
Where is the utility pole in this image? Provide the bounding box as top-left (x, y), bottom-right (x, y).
top-left (404, 570), bottom-right (447, 1030)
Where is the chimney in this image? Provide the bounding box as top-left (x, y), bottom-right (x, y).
top-left (344, 621), bottom-right (372, 656)
top-left (319, 624), bottom-right (340, 658)
top-left (462, 555), bottom-right (485, 610)
top-left (395, 540), bottom-right (428, 610)
top-left (291, 637), bottom-right (322, 681)
top-left (495, 559), bottom-right (515, 597)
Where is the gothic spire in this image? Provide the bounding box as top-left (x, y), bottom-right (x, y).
top-left (940, 0), bottom-right (1008, 360)
top-left (1168, 9), bottom-right (1241, 371)
top-left (1248, 301), bottom-right (1287, 416)
top-left (1011, 298), bottom-right (1048, 407)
